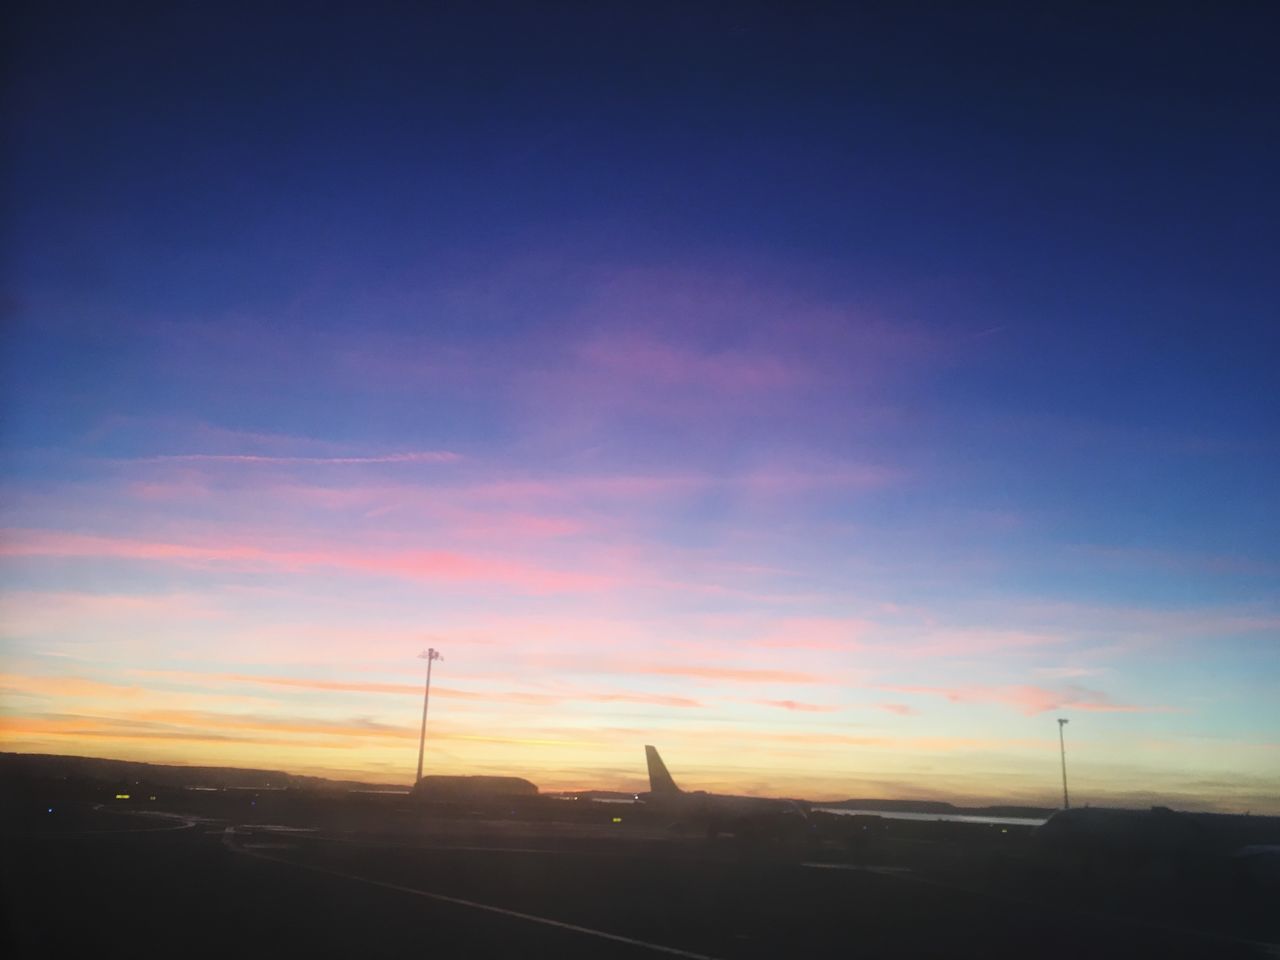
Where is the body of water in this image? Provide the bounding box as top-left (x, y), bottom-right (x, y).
top-left (814, 807), bottom-right (1048, 827)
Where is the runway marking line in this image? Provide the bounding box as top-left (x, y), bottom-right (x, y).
top-left (225, 832), bottom-right (722, 960)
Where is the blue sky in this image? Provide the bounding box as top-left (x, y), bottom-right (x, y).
top-left (2, 2), bottom-right (1277, 808)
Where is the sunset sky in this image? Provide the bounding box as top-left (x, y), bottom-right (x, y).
top-left (3, 4), bottom-right (1277, 812)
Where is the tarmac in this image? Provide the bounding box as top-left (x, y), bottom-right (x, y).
top-left (2, 798), bottom-right (1276, 958)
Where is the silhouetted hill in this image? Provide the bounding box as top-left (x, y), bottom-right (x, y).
top-left (1, 753), bottom-right (1057, 819)
top-left (0, 752), bottom-right (401, 792)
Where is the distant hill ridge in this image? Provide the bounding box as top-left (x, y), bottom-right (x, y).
top-left (0, 752), bottom-right (402, 792)
top-left (2, 752), bottom-right (1055, 817)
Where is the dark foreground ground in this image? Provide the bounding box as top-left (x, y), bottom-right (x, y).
top-left (2, 793), bottom-right (1277, 959)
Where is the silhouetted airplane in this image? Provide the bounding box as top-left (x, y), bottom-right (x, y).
top-left (640, 745), bottom-right (809, 839)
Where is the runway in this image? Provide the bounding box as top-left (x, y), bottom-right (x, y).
top-left (4, 805), bottom-right (1275, 958)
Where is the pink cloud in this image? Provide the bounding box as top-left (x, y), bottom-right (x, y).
top-left (754, 617), bottom-right (875, 651)
top-left (0, 673), bottom-right (148, 701)
top-left (881, 683), bottom-right (1170, 715)
top-left (127, 476), bottom-right (215, 502)
top-left (140, 670), bottom-right (705, 710)
top-left (0, 707), bottom-right (438, 750)
top-left (216, 674), bottom-right (422, 696)
top-left (138, 481), bottom-right (590, 540)
top-left (1, 528), bottom-right (613, 594)
top-left (891, 629), bottom-right (1062, 658)
top-left (341, 549), bottom-right (610, 593)
top-left (581, 692), bottom-right (704, 708)
top-left (753, 699), bottom-right (841, 713)
top-left (448, 466), bottom-right (902, 523)
top-left (320, 267), bottom-right (936, 412)
top-left (1033, 666), bottom-right (1103, 679)
top-left (875, 702), bottom-right (918, 716)
top-left (576, 336), bottom-right (804, 393)
top-left (733, 465), bottom-right (903, 494)
top-left (1001, 599), bottom-right (1280, 643)
top-left (443, 511), bottom-right (586, 540)
top-left (0, 714), bottom-right (310, 747)
top-left (0, 589), bottom-right (222, 623)
top-left (630, 663), bottom-right (826, 684)
top-left (88, 418), bottom-right (338, 458)
top-left (113, 463), bottom-right (897, 534)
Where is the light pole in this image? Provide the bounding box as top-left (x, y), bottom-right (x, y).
top-left (1057, 717), bottom-right (1070, 809)
top-left (416, 648), bottom-right (442, 784)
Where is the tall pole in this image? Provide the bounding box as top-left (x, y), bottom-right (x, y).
top-left (1057, 717), bottom-right (1070, 810)
top-left (416, 648), bottom-right (442, 784)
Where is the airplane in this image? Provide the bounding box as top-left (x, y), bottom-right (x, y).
top-left (639, 745), bottom-right (811, 840)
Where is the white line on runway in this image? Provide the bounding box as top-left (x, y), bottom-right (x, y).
top-left (225, 834), bottom-right (722, 960)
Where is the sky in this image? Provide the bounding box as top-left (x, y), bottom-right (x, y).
top-left (2, 2), bottom-right (1278, 811)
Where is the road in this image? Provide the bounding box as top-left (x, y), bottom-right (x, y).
top-left (2, 807), bottom-right (1273, 958)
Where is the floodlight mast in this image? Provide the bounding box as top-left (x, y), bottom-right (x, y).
top-left (1057, 717), bottom-right (1070, 810)
top-left (416, 648), bottom-right (442, 784)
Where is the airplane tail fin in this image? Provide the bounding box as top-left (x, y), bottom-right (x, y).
top-left (645, 745), bottom-right (680, 795)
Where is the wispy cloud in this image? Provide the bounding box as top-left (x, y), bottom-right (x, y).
top-left (0, 673), bottom-right (147, 701)
top-left (1, 529), bottom-right (614, 594)
top-left (1033, 666), bottom-right (1104, 679)
top-left (752, 699), bottom-right (841, 713)
top-left (125, 451), bottom-right (461, 466)
top-left (886, 629), bottom-right (1062, 658)
top-left (4, 260), bottom-right (1275, 808)
top-left (875, 702), bottom-right (919, 716)
top-left (138, 670), bottom-right (705, 709)
top-left (0, 709), bottom-right (426, 751)
top-left (1069, 543), bottom-right (1279, 578)
top-left (0, 590), bottom-right (223, 628)
top-left (628, 663), bottom-right (827, 684)
top-left (881, 683), bottom-right (1172, 716)
top-left (574, 335), bottom-right (805, 394)
top-left (1003, 599), bottom-right (1280, 642)
top-left (753, 617), bottom-right (874, 651)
